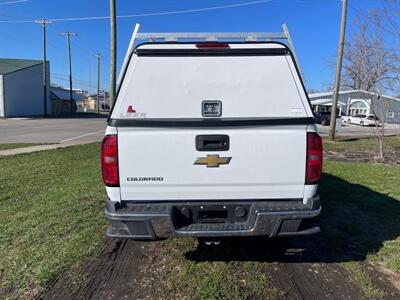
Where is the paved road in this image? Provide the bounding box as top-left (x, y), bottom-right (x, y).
top-left (1, 118), bottom-right (399, 145)
top-left (0, 117), bottom-right (107, 144)
top-left (317, 123), bottom-right (400, 137)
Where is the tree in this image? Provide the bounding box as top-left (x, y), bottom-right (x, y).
top-left (341, 11), bottom-right (399, 161)
top-left (380, 0), bottom-right (400, 41)
top-left (342, 14), bottom-right (399, 92)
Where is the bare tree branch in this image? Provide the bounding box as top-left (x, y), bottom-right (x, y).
top-left (340, 10), bottom-right (399, 161)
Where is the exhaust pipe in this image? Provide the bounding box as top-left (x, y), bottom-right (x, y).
top-left (199, 238), bottom-right (221, 246)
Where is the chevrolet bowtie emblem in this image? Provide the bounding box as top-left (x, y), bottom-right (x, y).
top-left (194, 155), bottom-right (232, 168)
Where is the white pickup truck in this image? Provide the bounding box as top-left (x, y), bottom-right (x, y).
top-left (102, 39), bottom-right (323, 240)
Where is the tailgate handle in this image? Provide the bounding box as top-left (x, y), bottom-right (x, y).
top-left (196, 135), bottom-right (229, 151)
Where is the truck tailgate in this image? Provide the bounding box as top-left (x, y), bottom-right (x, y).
top-left (118, 125), bottom-right (306, 201)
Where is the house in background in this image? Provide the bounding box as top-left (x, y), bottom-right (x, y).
top-left (0, 58), bottom-right (50, 118)
top-left (50, 86), bottom-right (85, 115)
top-left (85, 92), bottom-right (111, 111)
top-left (85, 95), bottom-right (98, 110)
top-left (309, 90), bottom-right (400, 124)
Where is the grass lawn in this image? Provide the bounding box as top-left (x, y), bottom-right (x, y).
top-left (153, 238), bottom-right (283, 300)
top-left (323, 135), bottom-right (400, 152)
top-left (320, 160), bottom-right (400, 273)
top-left (324, 136), bottom-right (400, 152)
top-left (0, 143), bottom-right (107, 299)
top-left (323, 136), bottom-right (400, 163)
top-left (162, 161), bottom-right (400, 299)
top-left (0, 143), bottom-right (44, 151)
top-left (0, 141), bottom-right (399, 299)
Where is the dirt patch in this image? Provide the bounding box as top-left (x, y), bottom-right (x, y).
top-left (324, 150), bottom-right (400, 164)
top-left (323, 136), bottom-right (400, 164)
top-left (38, 237), bottom-right (400, 300)
top-left (374, 263), bottom-right (400, 294)
top-left (38, 239), bottom-right (145, 299)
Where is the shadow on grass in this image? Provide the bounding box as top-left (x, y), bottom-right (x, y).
top-left (185, 173), bottom-right (400, 264)
top-left (340, 138), bottom-right (363, 142)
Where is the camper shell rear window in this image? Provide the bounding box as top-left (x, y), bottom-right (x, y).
top-left (109, 42), bottom-right (314, 126)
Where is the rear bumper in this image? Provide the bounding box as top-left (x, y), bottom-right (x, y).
top-left (105, 196), bottom-right (321, 240)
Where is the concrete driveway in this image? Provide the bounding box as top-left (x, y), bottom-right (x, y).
top-left (1, 117), bottom-right (399, 144)
top-left (317, 123), bottom-right (400, 137)
top-left (0, 116), bottom-right (107, 144)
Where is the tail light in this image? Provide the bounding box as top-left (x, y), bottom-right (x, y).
top-left (101, 135), bottom-right (119, 187)
top-left (306, 132), bottom-right (323, 185)
top-left (196, 42), bottom-right (230, 49)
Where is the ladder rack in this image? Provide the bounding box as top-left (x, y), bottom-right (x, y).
top-left (136, 32), bottom-right (288, 42)
top-left (118, 23), bottom-right (305, 84)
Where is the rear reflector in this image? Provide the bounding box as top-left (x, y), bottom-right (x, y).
top-left (101, 135), bottom-right (119, 187)
top-left (127, 105), bottom-right (136, 113)
top-left (306, 132), bottom-right (323, 185)
top-left (195, 42), bottom-right (230, 49)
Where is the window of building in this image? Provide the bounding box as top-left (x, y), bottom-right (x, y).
top-left (387, 111), bottom-right (395, 118)
top-left (349, 100), bottom-right (369, 116)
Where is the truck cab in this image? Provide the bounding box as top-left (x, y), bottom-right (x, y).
top-left (102, 38), bottom-right (322, 240)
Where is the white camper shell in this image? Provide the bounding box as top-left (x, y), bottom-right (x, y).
top-left (102, 36), bottom-right (322, 240)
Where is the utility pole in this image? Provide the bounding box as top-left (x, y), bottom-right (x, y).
top-left (59, 32), bottom-right (78, 114)
top-left (110, 0), bottom-right (117, 108)
top-left (35, 18), bottom-right (52, 117)
top-left (95, 53), bottom-right (102, 114)
top-left (329, 0), bottom-right (348, 141)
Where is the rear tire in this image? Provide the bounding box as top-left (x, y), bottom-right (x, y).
top-left (360, 121), bottom-right (364, 127)
top-left (321, 119), bottom-right (328, 126)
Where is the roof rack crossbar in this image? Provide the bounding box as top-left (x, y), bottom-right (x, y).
top-left (117, 23), bottom-right (305, 87)
top-left (136, 32), bottom-right (288, 41)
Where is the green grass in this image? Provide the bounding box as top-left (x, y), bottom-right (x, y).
top-left (0, 143), bottom-right (106, 299)
top-left (0, 141), bottom-right (399, 299)
top-left (320, 160), bottom-right (400, 273)
top-left (0, 143), bottom-right (44, 151)
top-left (317, 160), bottom-right (400, 297)
top-left (156, 160), bottom-right (400, 299)
top-left (323, 136), bottom-right (400, 153)
top-left (157, 238), bottom-right (282, 300)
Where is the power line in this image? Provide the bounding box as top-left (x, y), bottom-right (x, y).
top-left (0, 13), bottom-right (31, 20)
top-left (0, 0), bottom-right (28, 6)
top-left (348, 4), bottom-right (400, 39)
top-left (51, 75), bottom-right (92, 89)
top-left (47, 20), bottom-right (103, 59)
top-left (35, 0), bottom-right (107, 58)
top-left (53, 0), bottom-right (273, 22)
top-left (0, 59), bottom-right (92, 89)
top-left (297, 0), bottom-right (339, 3)
top-left (34, 0), bottom-right (105, 94)
top-left (52, 72), bottom-right (92, 87)
top-left (0, 0), bottom-right (271, 97)
top-left (0, 30), bottom-right (36, 42)
top-left (0, 50), bottom-right (99, 90)
top-left (0, 0), bottom-right (272, 23)
top-left (347, 43), bottom-right (400, 52)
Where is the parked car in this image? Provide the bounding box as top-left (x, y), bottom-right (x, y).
top-left (314, 111), bottom-right (340, 126)
top-left (314, 112), bottom-right (331, 126)
top-left (101, 38), bottom-right (322, 241)
top-left (347, 114), bottom-right (381, 127)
